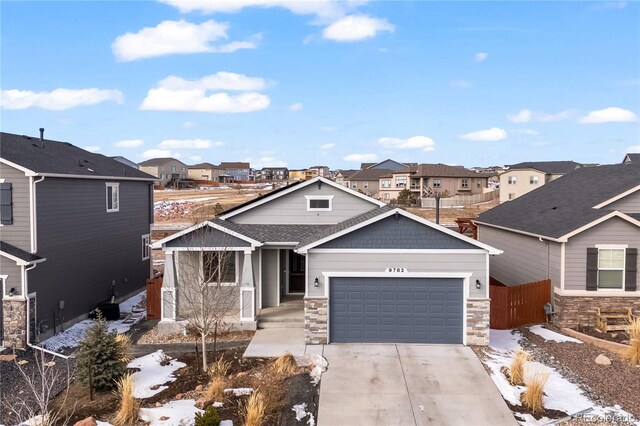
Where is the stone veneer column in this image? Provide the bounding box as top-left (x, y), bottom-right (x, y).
top-left (553, 293), bottom-right (640, 328)
top-left (304, 297), bottom-right (327, 344)
top-left (466, 299), bottom-right (490, 346)
top-left (2, 300), bottom-right (27, 349)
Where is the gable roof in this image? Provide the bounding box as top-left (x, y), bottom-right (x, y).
top-left (346, 168), bottom-right (397, 181)
top-left (1, 132), bottom-right (155, 181)
top-left (220, 162), bottom-right (250, 169)
top-left (413, 163), bottom-right (489, 178)
top-left (190, 162), bottom-right (222, 169)
top-left (335, 169), bottom-right (359, 178)
top-left (139, 157), bottom-right (186, 167)
top-left (624, 153), bottom-right (640, 163)
top-left (1, 241), bottom-right (45, 265)
top-left (476, 162), bottom-right (640, 240)
top-left (506, 161), bottom-right (582, 175)
top-left (362, 159), bottom-right (410, 171)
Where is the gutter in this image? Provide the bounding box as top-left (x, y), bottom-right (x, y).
top-left (473, 220), bottom-right (559, 242)
top-left (30, 176), bottom-right (45, 253)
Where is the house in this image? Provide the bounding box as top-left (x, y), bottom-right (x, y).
top-left (361, 159), bottom-right (410, 171)
top-left (475, 161), bottom-right (640, 328)
top-left (499, 161), bottom-right (583, 203)
top-left (344, 168), bottom-right (397, 198)
top-left (333, 169), bottom-right (358, 187)
top-left (1, 131), bottom-right (155, 348)
top-left (257, 167), bottom-right (289, 181)
top-left (140, 157), bottom-right (189, 186)
top-left (188, 162), bottom-right (226, 182)
top-left (623, 153), bottom-right (640, 164)
top-left (220, 162), bottom-right (254, 182)
top-left (288, 169), bottom-right (306, 181)
top-left (111, 156), bottom-right (140, 170)
top-left (378, 164), bottom-right (492, 202)
top-left (152, 176), bottom-right (500, 346)
top-left (305, 166), bottom-right (330, 180)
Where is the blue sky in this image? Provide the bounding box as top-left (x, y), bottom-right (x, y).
top-left (1, 1), bottom-right (638, 169)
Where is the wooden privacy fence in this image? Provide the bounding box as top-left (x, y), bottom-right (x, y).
top-left (146, 275), bottom-right (163, 320)
top-left (490, 279), bottom-right (551, 329)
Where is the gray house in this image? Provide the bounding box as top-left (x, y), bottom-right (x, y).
top-left (475, 161), bottom-right (640, 328)
top-left (0, 131), bottom-right (155, 348)
top-left (152, 176), bottom-right (500, 346)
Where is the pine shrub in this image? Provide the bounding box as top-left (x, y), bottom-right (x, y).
top-left (194, 406), bottom-right (221, 426)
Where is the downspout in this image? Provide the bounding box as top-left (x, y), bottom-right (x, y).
top-left (30, 176), bottom-right (45, 254)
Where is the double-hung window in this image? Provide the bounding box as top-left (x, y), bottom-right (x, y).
top-left (530, 176), bottom-right (539, 185)
top-left (395, 176), bottom-right (407, 188)
top-left (106, 183), bottom-right (120, 212)
top-left (461, 179), bottom-right (470, 189)
top-left (598, 248), bottom-right (625, 289)
top-left (381, 179), bottom-right (391, 189)
top-left (433, 179), bottom-right (441, 188)
top-left (508, 176), bottom-right (517, 185)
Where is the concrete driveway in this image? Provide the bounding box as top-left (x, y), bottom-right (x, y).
top-left (318, 344), bottom-right (516, 426)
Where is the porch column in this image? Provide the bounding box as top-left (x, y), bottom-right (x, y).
top-left (240, 250), bottom-right (256, 321)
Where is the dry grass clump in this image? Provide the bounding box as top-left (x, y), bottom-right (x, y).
top-left (115, 333), bottom-right (132, 363)
top-left (205, 376), bottom-right (226, 402)
top-left (508, 350), bottom-right (529, 386)
top-left (624, 317), bottom-right (640, 365)
top-left (273, 352), bottom-right (297, 376)
top-left (522, 370), bottom-right (549, 414)
top-left (112, 373), bottom-right (139, 426)
top-left (242, 391), bottom-right (266, 426)
top-left (208, 356), bottom-right (232, 379)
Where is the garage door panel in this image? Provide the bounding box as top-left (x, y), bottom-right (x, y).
top-left (330, 277), bottom-right (463, 344)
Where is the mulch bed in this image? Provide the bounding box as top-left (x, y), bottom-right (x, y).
top-left (571, 326), bottom-right (631, 345)
top-left (136, 327), bottom-right (255, 345)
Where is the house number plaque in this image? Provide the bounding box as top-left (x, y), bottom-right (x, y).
top-left (385, 267), bottom-right (408, 273)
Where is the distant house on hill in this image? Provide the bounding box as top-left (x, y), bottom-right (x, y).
top-left (220, 162), bottom-right (254, 181)
top-left (258, 167), bottom-right (289, 181)
top-left (139, 158), bottom-right (188, 186)
top-left (188, 162), bottom-right (226, 182)
top-left (499, 161), bottom-right (583, 203)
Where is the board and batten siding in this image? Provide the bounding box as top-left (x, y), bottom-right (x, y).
top-left (28, 178), bottom-right (152, 337)
top-left (230, 183), bottom-right (379, 225)
top-left (478, 225), bottom-right (559, 286)
top-left (565, 217), bottom-right (640, 291)
top-left (605, 191), bottom-right (640, 213)
top-left (306, 251), bottom-right (487, 299)
top-left (0, 164), bottom-right (31, 251)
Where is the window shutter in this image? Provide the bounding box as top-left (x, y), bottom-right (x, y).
top-left (625, 248), bottom-right (637, 292)
top-left (586, 247), bottom-right (598, 291)
top-left (0, 183), bottom-right (13, 225)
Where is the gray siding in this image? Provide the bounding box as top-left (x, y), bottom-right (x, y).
top-left (230, 183), bottom-right (379, 225)
top-left (318, 216), bottom-right (477, 249)
top-left (166, 228), bottom-right (250, 248)
top-left (478, 225), bottom-right (555, 286)
top-left (28, 178), bottom-right (152, 336)
top-left (307, 252), bottom-right (487, 298)
top-left (606, 191), bottom-right (640, 213)
top-left (0, 164), bottom-right (31, 251)
top-left (548, 243), bottom-right (562, 291)
top-left (565, 217), bottom-right (640, 291)
top-left (0, 256), bottom-right (22, 297)
top-left (261, 249), bottom-right (278, 307)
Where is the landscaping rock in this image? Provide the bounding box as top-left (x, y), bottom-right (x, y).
top-left (73, 416), bottom-right (97, 426)
top-left (196, 396), bottom-right (215, 409)
top-left (175, 393), bottom-right (183, 400)
top-left (195, 384), bottom-right (204, 391)
top-left (595, 354), bottom-right (611, 365)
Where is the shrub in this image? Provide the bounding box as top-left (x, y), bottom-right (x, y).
top-left (76, 311), bottom-right (127, 391)
top-left (624, 318), bottom-right (640, 365)
top-left (508, 350), bottom-right (529, 386)
top-left (195, 406), bottom-right (221, 426)
top-left (115, 333), bottom-right (132, 363)
top-left (273, 352), bottom-right (297, 376)
top-left (522, 370), bottom-right (549, 414)
top-left (112, 374), bottom-right (139, 426)
top-left (205, 376), bottom-right (226, 402)
top-left (208, 356), bottom-right (232, 379)
top-left (242, 391), bottom-right (266, 426)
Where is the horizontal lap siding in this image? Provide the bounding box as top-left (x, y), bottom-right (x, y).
top-left (606, 191), bottom-right (640, 213)
top-left (0, 164), bottom-right (31, 250)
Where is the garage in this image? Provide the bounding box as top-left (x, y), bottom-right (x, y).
top-left (329, 277), bottom-right (464, 344)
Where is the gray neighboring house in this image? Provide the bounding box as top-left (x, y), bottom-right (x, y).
top-left (475, 161), bottom-right (640, 328)
top-left (152, 176), bottom-right (500, 346)
top-left (220, 162), bottom-right (254, 181)
top-left (499, 160), bottom-right (583, 203)
top-left (1, 131), bottom-right (155, 348)
top-left (140, 157), bottom-right (189, 186)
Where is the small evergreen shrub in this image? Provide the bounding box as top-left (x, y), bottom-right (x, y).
top-left (194, 406), bottom-right (221, 426)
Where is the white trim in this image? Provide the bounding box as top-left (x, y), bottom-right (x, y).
top-left (151, 220), bottom-right (262, 249)
top-left (554, 288), bottom-right (640, 297)
top-left (219, 176), bottom-right (385, 220)
top-left (262, 242), bottom-right (298, 247)
top-left (0, 158), bottom-right (36, 176)
top-left (239, 287), bottom-right (256, 321)
top-left (308, 248), bottom-right (488, 254)
top-left (596, 247), bottom-right (626, 291)
top-left (558, 211), bottom-right (640, 242)
top-left (141, 234), bottom-right (150, 260)
top-left (595, 244), bottom-right (629, 249)
top-left (276, 249), bottom-right (281, 307)
top-left (305, 195), bottom-right (334, 212)
top-left (166, 246), bottom-right (252, 252)
top-left (485, 252), bottom-right (490, 299)
top-left (37, 172), bottom-right (155, 182)
top-left (0, 250), bottom-right (46, 266)
top-left (105, 182), bottom-right (120, 212)
top-left (560, 242), bottom-right (566, 291)
top-left (592, 184), bottom-right (640, 209)
top-left (258, 249), bottom-right (263, 309)
top-left (297, 208), bottom-right (502, 255)
top-left (30, 176), bottom-right (45, 253)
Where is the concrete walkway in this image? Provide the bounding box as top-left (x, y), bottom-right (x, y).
top-left (243, 328), bottom-right (308, 357)
top-left (318, 344), bottom-right (516, 426)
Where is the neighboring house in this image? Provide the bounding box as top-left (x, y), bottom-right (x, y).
top-left (305, 166), bottom-right (330, 180)
top-left (220, 162), bottom-right (254, 181)
top-left (258, 167), bottom-right (289, 181)
top-left (475, 161), bottom-right (640, 328)
top-left (111, 156), bottom-right (140, 170)
top-left (378, 164), bottom-right (491, 202)
top-left (1, 131), bottom-right (155, 348)
top-left (333, 169), bottom-right (358, 187)
top-left (289, 169), bottom-right (306, 181)
top-left (188, 162), bottom-right (226, 182)
top-left (623, 153), bottom-right (640, 164)
top-left (344, 168), bottom-right (396, 198)
top-left (499, 161), bottom-right (583, 203)
top-left (140, 157), bottom-right (189, 186)
top-left (361, 159), bottom-right (410, 171)
top-left (152, 176), bottom-right (500, 346)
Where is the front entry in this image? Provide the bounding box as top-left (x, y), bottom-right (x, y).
top-left (288, 251), bottom-right (305, 294)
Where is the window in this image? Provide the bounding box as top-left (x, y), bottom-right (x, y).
top-left (461, 179), bottom-right (470, 189)
top-left (381, 179), bottom-right (391, 188)
top-left (530, 176), bottom-right (539, 185)
top-left (598, 248), bottom-right (625, 289)
top-left (477, 179), bottom-right (482, 189)
top-left (508, 193), bottom-right (516, 200)
top-left (363, 182), bottom-right (369, 189)
top-left (306, 195), bottom-right (334, 211)
top-left (351, 182), bottom-right (357, 189)
top-left (383, 193), bottom-right (390, 200)
top-left (106, 183), bottom-right (120, 212)
top-left (1, 274), bottom-right (20, 299)
top-left (171, 166), bottom-right (177, 172)
top-left (0, 182), bottom-right (12, 225)
top-left (508, 176), bottom-right (517, 185)
top-left (203, 252), bottom-right (237, 284)
top-left (395, 176), bottom-right (407, 188)
top-left (433, 179), bottom-right (441, 188)
top-left (142, 234), bottom-right (150, 260)
top-left (182, 167), bottom-right (186, 172)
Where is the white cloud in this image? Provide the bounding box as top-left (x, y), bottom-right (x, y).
top-left (0, 88), bottom-right (123, 110)
top-left (460, 127), bottom-right (508, 141)
top-left (320, 143), bottom-right (335, 150)
top-left (83, 146), bottom-right (101, 153)
top-left (323, 15), bottom-right (395, 42)
top-left (450, 80), bottom-right (471, 88)
top-left (578, 107), bottom-right (638, 123)
top-left (158, 139), bottom-right (223, 149)
top-left (507, 108), bottom-right (577, 123)
top-left (244, 156), bottom-right (287, 169)
top-left (343, 153), bottom-right (377, 162)
top-left (507, 109), bottom-right (532, 123)
top-left (474, 52), bottom-right (488, 62)
top-left (183, 121), bottom-right (195, 128)
top-left (114, 139), bottom-right (144, 148)
top-left (112, 20), bottom-right (256, 62)
top-left (379, 136), bottom-right (435, 151)
top-left (626, 144), bottom-right (640, 153)
top-left (588, 1), bottom-right (627, 11)
top-left (289, 102), bottom-right (304, 112)
top-left (190, 155), bottom-right (203, 162)
top-left (142, 149), bottom-right (177, 159)
top-left (140, 72), bottom-right (270, 113)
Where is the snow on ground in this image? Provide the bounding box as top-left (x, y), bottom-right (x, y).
top-left (128, 350), bottom-right (186, 398)
top-left (154, 196), bottom-right (218, 204)
top-left (292, 403), bottom-right (316, 426)
top-left (528, 325), bottom-right (582, 343)
top-left (41, 291), bottom-right (146, 352)
top-left (484, 328), bottom-right (638, 425)
top-left (224, 387), bottom-right (253, 396)
top-left (139, 400), bottom-right (202, 425)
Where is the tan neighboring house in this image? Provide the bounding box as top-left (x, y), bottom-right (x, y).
top-left (343, 159), bottom-right (412, 198)
top-left (334, 169), bottom-right (359, 187)
top-left (188, 162), bottom-right (225, 182)
top-left (139, 157), bottom-right (188, 185)
top-left (499, 161), bottom-right (583, 203)
top-left (305, 166), bottom-right (330, 180)
top-left (289, 169), bottom-right (307, 181)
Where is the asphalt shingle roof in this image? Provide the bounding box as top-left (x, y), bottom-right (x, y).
top-left (506, 161), bottom-right (582, 175)
top-left (476, 162), bottom-right (640, 239)
top-left (211, 219), bottom-right (331, 243)
top-left (139, 157), bottom-right (185, 167)
top-left (625, 153), bottom-right (640, 163)
top-left (190, 162), bottom-right (222, 169)
top-left (0, 241), bottom-right (43, 263)
top-left (2, 132), bottom-right (155, 180)
top-left (413, 163), bottom-right (492, 178)
top-left (346, 168), bottom-right (397, 181)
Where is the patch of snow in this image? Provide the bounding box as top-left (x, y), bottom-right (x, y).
top-left (213, 402), bottom-right (224, 408)
top-left (292, 403), bottom-right (315, 426)
top-left (154, 196), bottom-right (218, 204)
top-left (307, 354), bottom-right (328, 386)
top-left (128, 350), bottom-right (186, 398)
top-left (96, 421), bottom-right (113, 426)
top-left (528, 325), bottom-right (582, 344)
top-left (139, 400), bottom-right (202, 426)
top-left (224, 387), bottom-right (253, 396)
top-left (220, 421), bottom-right (233, 426)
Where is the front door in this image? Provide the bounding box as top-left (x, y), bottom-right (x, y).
top-left (288, 251), bottom-right (305, 293)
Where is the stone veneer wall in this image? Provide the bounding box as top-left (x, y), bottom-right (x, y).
top-left (466, 299), bottom-right (490, 346)
top-left (2, 300), bottom-right (27, 348)
top-left (304, 297), bottom-right (327, 344)
top-left (553, 293), bottom-right (640, 328)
